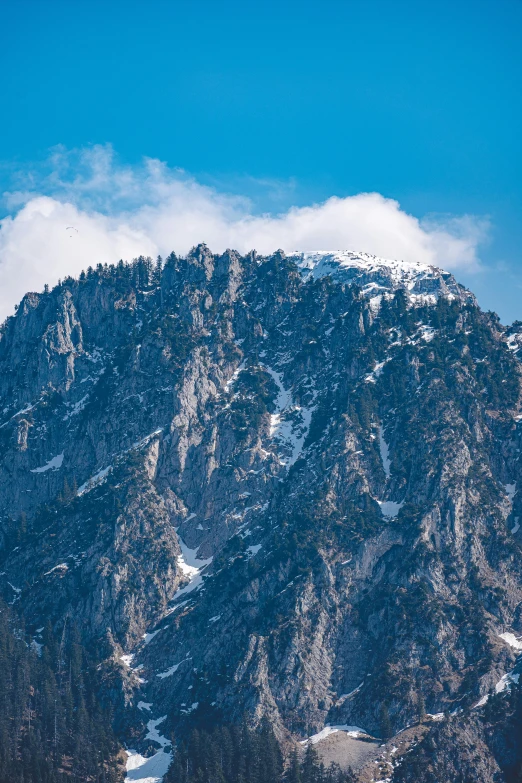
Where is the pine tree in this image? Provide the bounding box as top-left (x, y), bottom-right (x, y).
top-left (379, 702), bottom-right (392, 741)
top-left (16, 512), bottom-right (27, 543)
top-left (258, 718), bottom-right (283, 783)
top-left (154, 255), bottom-right (163, 286)
top-left (285, 748), bottom-right (301, 783)
top-left (301, 742), bottom-right (321, 783)
top-left (416, 687), bottom-right (426, 724)
top-left (0, 599), bottom-right (120, 783)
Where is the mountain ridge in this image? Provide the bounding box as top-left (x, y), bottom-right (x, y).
top-left (290, 250), bottom-right (476, 308)
top-left (1, 244), bottom-right (521, 783)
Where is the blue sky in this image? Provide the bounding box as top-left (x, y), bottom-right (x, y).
top-left (0, 0), bottom-right (521, 320)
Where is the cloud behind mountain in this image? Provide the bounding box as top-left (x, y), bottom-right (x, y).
top-left (0, 145), bottom-right (489, 322)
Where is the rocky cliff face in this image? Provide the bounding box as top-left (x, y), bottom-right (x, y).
top-left (1, 246), bottom-right (521, 782)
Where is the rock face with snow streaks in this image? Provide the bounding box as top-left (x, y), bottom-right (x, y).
top-left (1, 246), bottom-right (522, 782)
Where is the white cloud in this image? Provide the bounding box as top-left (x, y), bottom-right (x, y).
top-left (0, 145), bottom-right (489, 322)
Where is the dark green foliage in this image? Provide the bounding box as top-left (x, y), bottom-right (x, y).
top-left (416, 686), bottom-right (426, 724)
top-left (228, 367), bottom-right (278, 441)
top-left (0, 600), bottom-right (121, 782)
top-left (379, 703), bottom-right (392, 741)
top-left (166, 720), bottom-right (355, 783)
top-left (158, 314), bottom-right (195, 366)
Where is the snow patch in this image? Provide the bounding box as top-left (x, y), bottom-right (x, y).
top-left (143, 628), bottom-right (163, 644)
top-left (157, 656), bottom-right (191, 679)
top-left (146, 716), bottom-right (170, 748)
top-left (301, 724), bottom-right (368, 745)
top-left (31, 453), bottom-right (64, 473)
top-left (177, 537), bottom-right (212, 574)
top-left (335, 683), bottom-right (363, 705)
top-left (7, 582), bottom-right (21, 593)
top-left (417, 324), bottom-right (437, 342)
top-left (377, 500), bottom-right (404, 518)
top-left (125, 749), bottom-right (172, 783)
top-left (473, 665), bottom-right (521, 709)
top-left (43, 563), bottom-right (68, 576)
top-left (264, 365), bottom-right (315, 467)
top-left (63, 395), bottom-right (89, 419)
top-left (0, 398), bottom-right (42, 429)
top-left (177, 557), bottom-right (199, 578)
top-left (78, 465), bottom-right (112, 495)
top-left (173, 534), bottom-right (213, 601)
top-left (506, 333), bottom-right (521, 352)
top-left (505, 483), bottom-right (516, 503)
top-left (125, 660), bottom-right (174, 782)
top-left (365, 361), bottom-right (387, 384)
top-left (165, 599), bottom-right (191, 616)
top-left (499, 632), bottom-right (522, 651)
top-left (225, 360), bottom-right (246, 393)
top-left (496, 671), bottom-right (520, 694)
top-left (180, 702), bottom-right (199, 714)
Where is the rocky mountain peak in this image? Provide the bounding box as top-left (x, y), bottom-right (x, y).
top-left (0, 245), bottom-right (521, 783)
top-left (290, 249), bottom-right (475, 306)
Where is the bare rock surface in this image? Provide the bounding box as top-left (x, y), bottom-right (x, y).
top-left (1, 246), bottom-right (522, 780)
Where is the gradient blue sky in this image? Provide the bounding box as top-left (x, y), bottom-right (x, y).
top-left (0, 0), bottom-right (521, 320)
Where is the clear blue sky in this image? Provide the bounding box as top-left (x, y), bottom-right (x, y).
top-left (1, 0), bottom-right (521, 320)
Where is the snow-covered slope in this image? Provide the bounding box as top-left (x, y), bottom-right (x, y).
top-left (291, 250), bottom-right (475, 306)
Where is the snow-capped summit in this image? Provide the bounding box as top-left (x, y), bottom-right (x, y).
top-left (290, 250), bottom-right (475, 306)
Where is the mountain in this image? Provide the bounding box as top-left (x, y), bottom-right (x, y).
top-left (291, 250), bottom-right (476, 307)
top-left (1, 246), bottom-right (522, 783)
